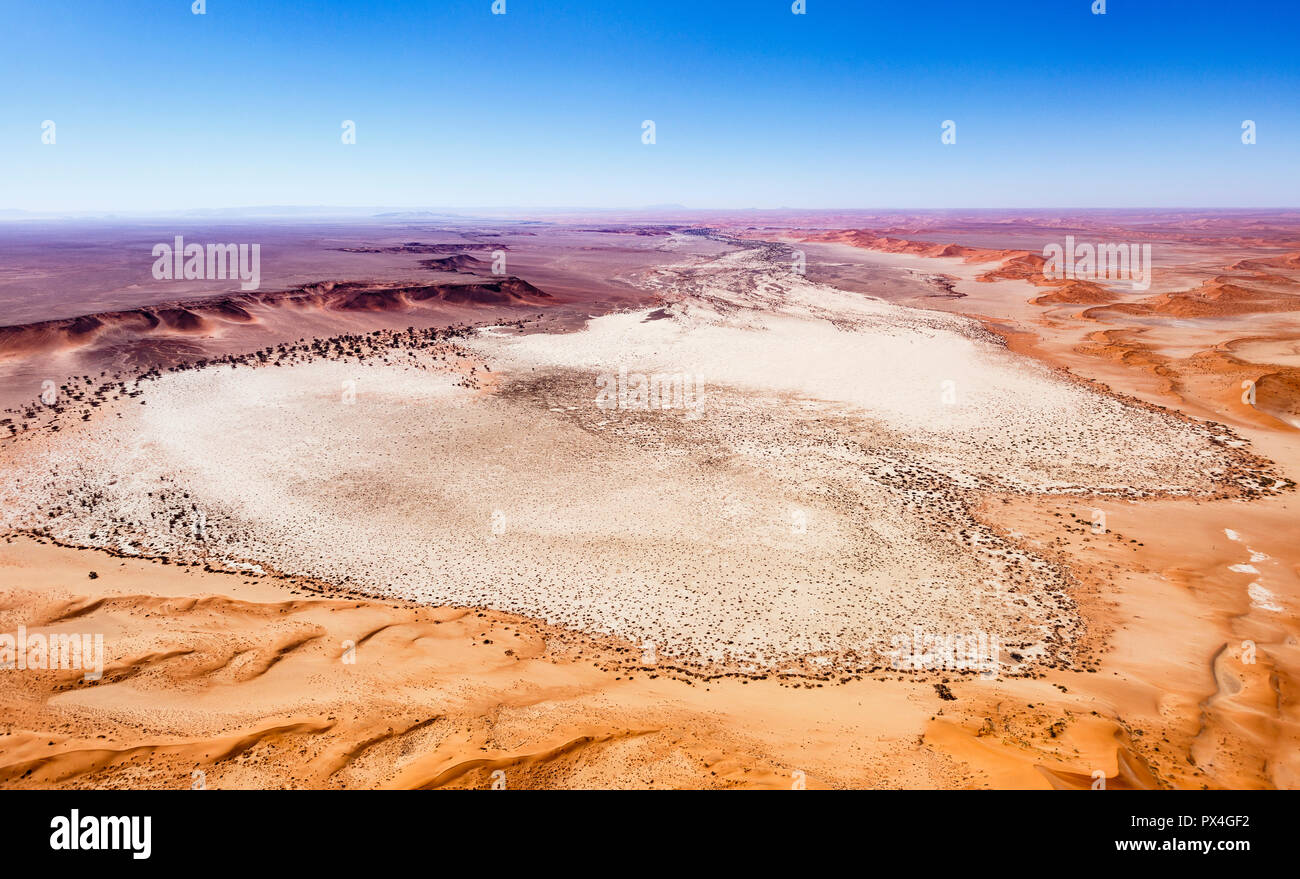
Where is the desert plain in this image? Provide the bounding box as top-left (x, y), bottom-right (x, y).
top-left (0, 210), bottom-right (1297, 789)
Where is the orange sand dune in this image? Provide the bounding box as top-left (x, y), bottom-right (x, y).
top-left (3, 530), bottom-right (1268, 790)
top-left (1093, 279), bottom-right (1300, 319)
top-left (1031, 281), bottom-right (1118, 306)
top-left (975, 251), bottom-right (1049, 283)
top-left (1253, 371), bottom-right (1300, 427)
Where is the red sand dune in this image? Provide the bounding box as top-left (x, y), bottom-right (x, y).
top-left (335, 242), bottom-right (506, 255)
top-left (795, 229), bottom-right (1019, 264)
top-left (791, 228), bottom-right (1117, 302)
top-left (0, 277), bottom-right (552, 360)
top-left (302, 277), bottom-right (551, 311)
top-left (793, 228), bottom-right (1300, 316)
top-left (1229, 251), bottom-right (1300, 272)
top-left (419, 254), bottom-right (488, 272)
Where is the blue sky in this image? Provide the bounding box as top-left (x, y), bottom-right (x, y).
top-left (2, 0), bottom-right (1297, 211)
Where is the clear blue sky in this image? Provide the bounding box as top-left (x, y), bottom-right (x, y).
top-left (2, 0), bottom-right (1297, 211)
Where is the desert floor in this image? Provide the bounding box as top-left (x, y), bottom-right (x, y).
top-left (2, 217), bottom-right (1297, 789)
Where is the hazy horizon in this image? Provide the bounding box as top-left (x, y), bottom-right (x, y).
top-left (5, 205), bottom-right (1300, 222)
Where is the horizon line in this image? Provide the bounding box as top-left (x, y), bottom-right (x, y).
top-left (4, 205), bottom-right (1300, 221)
